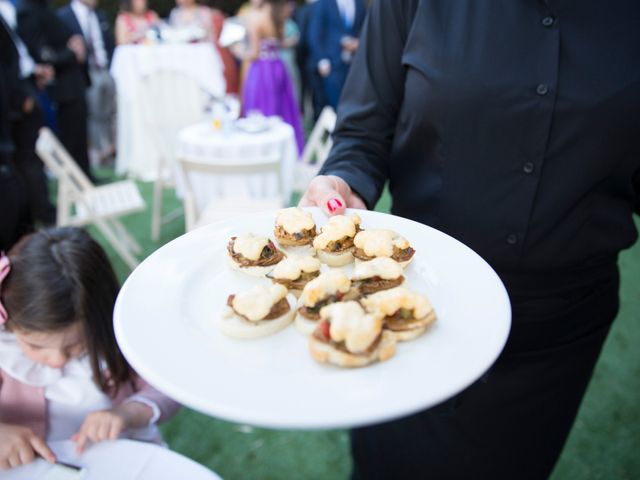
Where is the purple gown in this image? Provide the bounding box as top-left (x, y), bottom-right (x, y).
top-left (242, 39), bottom-right (305, 154)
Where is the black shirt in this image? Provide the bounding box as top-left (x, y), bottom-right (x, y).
top-left (320, 0), bottom-right (640, 274)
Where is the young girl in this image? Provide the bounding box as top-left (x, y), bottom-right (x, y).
top-left (0, 227), bottom-right (180, 470)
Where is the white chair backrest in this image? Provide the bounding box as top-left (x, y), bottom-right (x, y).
top-left (35, 127), bottom-right (94, 198)
top-left (300, 106), bottom-right (336, 167)
top-left (179, 154), bottom-right (284, 213)
top-left (138, 70), bottom-right (209, 171)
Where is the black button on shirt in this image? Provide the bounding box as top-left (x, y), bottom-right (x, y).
top-left (536, 83), bottom-right (549, 96)
top-left (320, 0), bottom-right (640, 273)
top-left (523, 162), bottom-right (535, 174)
top-left (542, 16), bottom-right (555, 27)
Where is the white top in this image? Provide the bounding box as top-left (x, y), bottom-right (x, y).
top-left (70, 0), bottom-right (108, 68)
top-left (0, 0), bottom-right (36, 78)
top-left (0, 330), bottom-right (161, 443)
top-left (336, 0), bottom-right (355, 27)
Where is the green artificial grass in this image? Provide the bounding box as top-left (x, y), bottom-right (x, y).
top-left (84, 173), bottom-right (638, 480)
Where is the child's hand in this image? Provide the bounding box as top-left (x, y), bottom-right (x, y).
top-left (0, 423), bottom-right (56, 470)
top-left (72, 402), bottom-right (153, 454)
top-left (72, 409), bottom-right (127, 454)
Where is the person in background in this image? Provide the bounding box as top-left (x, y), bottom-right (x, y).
top-left (0, 227), bottom-right (181, 471)
top-left (241, 0), bottom-right (304, 154)
top-left (293, 0), bottom-right (324, 122)
top-left (210, 5), bottom-right (239, 94)
top-left (58, 0), bottom-right (116, 168)
top-left (16, 0), bottom-right (93, 180)
top-left (307, 0), bottom-right (366, 109)
top-left (0, 0), bottom-right (56, 225)
top-left (169, 0), bottom-right (215, 42)
top-left (114, 0), bottom-right (159, 45)
top-left (0, 22), bottom-right (32, 252)
top-left (279, 1), bottom-right (300, 104)
top-left (234, 0), bottom-right (262, 89)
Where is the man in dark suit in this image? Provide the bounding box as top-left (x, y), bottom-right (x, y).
top-left (16, 0), bottom-right (92, 178)
top-left (307, 0), bottom-right (366, 109)
top-left (0, 0), bottom-right (56, 225)
top-left (58, 0), bottom-right (116, 165)
top-left (0, 16), bottom-right (33, 250)
top-left (294, 0), bottom-right (325, 122)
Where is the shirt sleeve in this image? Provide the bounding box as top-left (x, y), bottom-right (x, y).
top-left (123, 393), bottom-right (161, 425)
top-left (318, 0), bottom-right (417, 208)
top-left (634, 168), bottom-right (640, 215)
top-left (126, 374), bottom-right (181, 424)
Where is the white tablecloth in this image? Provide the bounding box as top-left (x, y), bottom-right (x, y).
top-left (3, 440), bottom-right (222, 480)
top-left (175, 119), bottom-right (298, 209)
top-left (111, 44), bottom-right (226, 180)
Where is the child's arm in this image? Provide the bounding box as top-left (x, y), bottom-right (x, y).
top-left (72, 376), bottom-right (180, 453)
top-left (124, 376), bottom-right (181, 424)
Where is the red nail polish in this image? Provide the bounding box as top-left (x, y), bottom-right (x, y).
top-left (327, 198), bottom-right (343, 213)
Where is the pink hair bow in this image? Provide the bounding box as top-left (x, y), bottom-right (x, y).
top-left (0, 252), bottom-right (10, 325)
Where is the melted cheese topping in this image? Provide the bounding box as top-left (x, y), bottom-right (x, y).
top-left (272, 255), bottom-right (321, 280)
top-left (231, 284), bottom-right (288, 322)
top-left (361, 286), bottom-right (432, 319)
top-left (353, 229), bottom-right (410, 258)
top-left (276, 207), bottom-right (316, 234)
top-left (300, 269), bottom-right (351, 307)
top-left (233, 234), bottom-right (270, 261)
top-left (312, 214), bottom-right (361, 250)
top-left (352, 257), bottom-right (404, 280)
top-left (320, 301), bottom-right (382, 353)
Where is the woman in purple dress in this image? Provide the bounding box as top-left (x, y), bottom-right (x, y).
top-left (241, 0), bottom-right (304, 154)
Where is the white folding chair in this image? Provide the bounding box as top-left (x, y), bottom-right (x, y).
top-left (35, 128), bottom-right (145, 269)
top-left (295, 106), bottom-right (336, 192)
top-left (137, 70), bottom-right (210, 241)
top-left (178, 154), bottom-right (286, 231)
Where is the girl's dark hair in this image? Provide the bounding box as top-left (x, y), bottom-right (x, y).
top-left (264, 0), bottom-right (287, 40)
top-left (2, 227), bottom-right (133, 395)
top-left (120, 0), bottom-right (133, 12)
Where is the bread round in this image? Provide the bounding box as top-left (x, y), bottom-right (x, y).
top-left (316, 248), bottom-right (354, 267)
top-left (309, 330), bottom-right (396, 367)
top-left (279, 244), bottom-right (316, 257)
top-left (398, 258), bottom-right (413, 269)
top-left (294, 313), bottom-right (319, 336)
top-left (219, 294), bottom-right (296, 339)
top-left (227, 254), bottom-right (277, 277)
top-left (385, 311), bottom-right (437, 342)
top-left (389, 325), bottom-right (428, 342)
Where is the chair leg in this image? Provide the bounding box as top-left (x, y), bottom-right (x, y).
top-left (151, 176), bottom-right (163, 242)
top-left (110, 218), bottom-right (143, 254)
top-left (94, 217), bottom-right (139, 270)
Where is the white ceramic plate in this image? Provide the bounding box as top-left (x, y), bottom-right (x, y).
top-left (114, 208), bottom-right (511, 430)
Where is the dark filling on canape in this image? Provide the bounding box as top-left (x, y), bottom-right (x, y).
top-left (353, 245), bottom-right (416, 263)
top-left (353, 276), bottom-right (404, 295)
top-left (271, 270), bottom-right (320, 290)
top-left (227, 295), bottom-right (290, 322)
top-left (324, 235), bottom-right (356, 253)
top-left (320, 224), bottom-right (361, 253)
top-left (227, 237), bottom-right (285, 267)
top-left (384, 308), bottom-right (420, 331)
top-left (274, 225), bottom-right (317, 246)
top-left (297, 292), bottom-right (345, 320)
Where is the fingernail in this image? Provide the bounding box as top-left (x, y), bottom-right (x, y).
top-left (327, 198), bottom-right (343, 213)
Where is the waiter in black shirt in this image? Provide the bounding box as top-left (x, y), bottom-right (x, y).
top-left (300, 1), bottom-right (640, 479)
